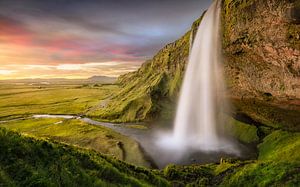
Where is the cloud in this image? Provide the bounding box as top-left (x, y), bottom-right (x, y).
top-left (0, 0), bottom-right (211, 79)
top-left (0, 70), bottom-right (16, 75)
top-left (56, 62), bottom-right (135, 71)
top-left (0, 61), bottom-right (141, 79)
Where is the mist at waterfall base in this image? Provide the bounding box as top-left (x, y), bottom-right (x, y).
top-left (155, 0), bottom-right (240, 164)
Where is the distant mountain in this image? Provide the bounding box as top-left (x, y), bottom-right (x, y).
top-left (87, 75), bottom-right (116, 83)
top-left (0, 76), bottom-right (117, 84)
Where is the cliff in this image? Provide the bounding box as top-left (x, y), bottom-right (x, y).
top-left (223, 0), bottom-right (300, 131)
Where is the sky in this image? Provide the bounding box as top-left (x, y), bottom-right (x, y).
top-left (0, 0), bottom-right (211, 79)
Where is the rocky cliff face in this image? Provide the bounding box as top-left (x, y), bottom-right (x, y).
top-left (89, 0), bottom-right (300, 131)
top-left (222, 0), bottom-right (300, 131)
top-left (224, 0), bottom-right (299, 99)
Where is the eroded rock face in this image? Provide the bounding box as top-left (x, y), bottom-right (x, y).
top-left (222, 0), bottom-right (300, 130)
top-left (223, 0), bottom-right (300, 100)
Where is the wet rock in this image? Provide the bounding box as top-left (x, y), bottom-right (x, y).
top-left (286, 2), bottom-right (300, 24)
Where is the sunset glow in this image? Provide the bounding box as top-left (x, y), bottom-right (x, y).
top-left (0, 0), bottom-right (209, 79)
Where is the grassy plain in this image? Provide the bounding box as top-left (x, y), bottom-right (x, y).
top-left (0, 81), bottom-right (119, 120)
top-left (0, 80), bottom-right (150, 167)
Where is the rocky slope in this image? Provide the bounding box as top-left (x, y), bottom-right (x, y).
top-left (88, 0), bottom-right (300, 132)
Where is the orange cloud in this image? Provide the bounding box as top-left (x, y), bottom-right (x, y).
top-left (0, 15), bottom-right (145, 79)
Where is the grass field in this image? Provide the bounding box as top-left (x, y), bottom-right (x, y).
top-left (0, 82), bottom-right (119, 120)
top-left (0, 81), bottom-right (151, 167)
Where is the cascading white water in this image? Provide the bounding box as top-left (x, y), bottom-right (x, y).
top-left (173, 0), bottom-right (223, 150)
top-left (158, 0), bottom-right (238, 154)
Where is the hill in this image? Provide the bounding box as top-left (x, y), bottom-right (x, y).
top-left (0, 128), bottom-right (168, 186)
top-left (88, 76), bottom-right (117, 83)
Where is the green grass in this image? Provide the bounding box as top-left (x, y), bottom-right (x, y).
top-left (221, 161), bottom-right (300, 186)
top-left (220, 130), bottom-right (300, 186)
top-left (258, 130), bottom-right (300, 162)
top-left (162, 164), bottom-right (214, 186)
top-left (0, 83), bottom-right (119, 120)
top-left (0, 118), bottom-right (150, 167)
top-left (0, 82), bottom-right (153, 167)
top-left (0, 127), bottom-right (169, 186)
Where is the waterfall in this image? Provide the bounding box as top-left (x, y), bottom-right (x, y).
top-left (158, 0), bottom-right (238, 155)
top-left (173, 0), bottom-right (223, 150)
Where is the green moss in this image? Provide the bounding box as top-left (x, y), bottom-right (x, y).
top-left (0, 168), bottom-right (15, 186)
top-left (214, 160), bottom-right (239, 175)
top-left (167, 66), bottom-right (183, 97)
top-left (163, 164), bottom-right (214, 186)
top-left (258, 130), bottom-right (300, 162)
top-left (226, 118), bottom-right (259, 143)
top-left (220, 130), bottom-right (300, 186)
top-left (221, 161), bottom-right (300, 186)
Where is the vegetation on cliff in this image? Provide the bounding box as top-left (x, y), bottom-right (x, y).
top-left (86, 30), bottom-right (191, 122)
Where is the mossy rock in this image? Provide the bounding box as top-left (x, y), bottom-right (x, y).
top-left (226, 117), bottom-right (259, 144)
